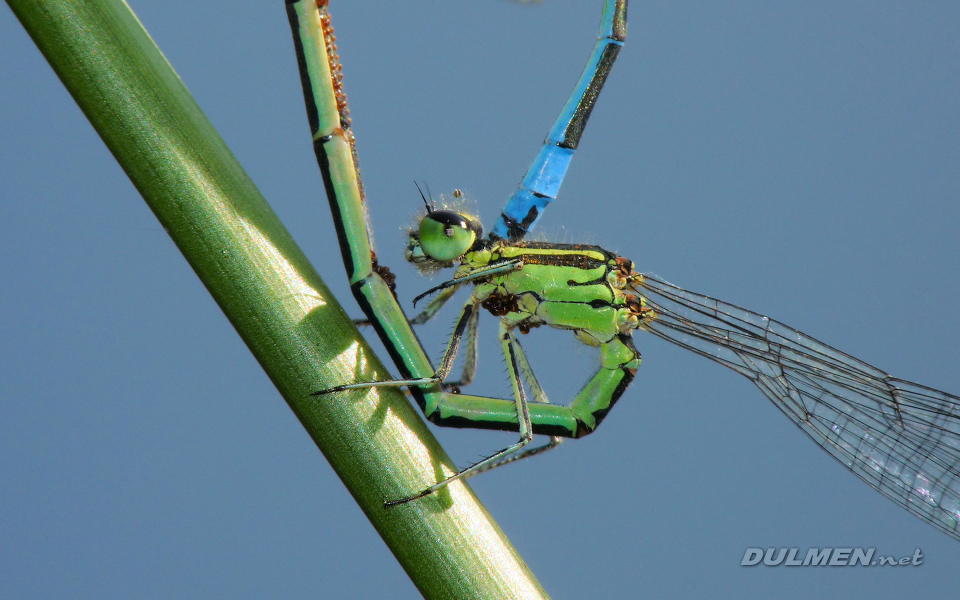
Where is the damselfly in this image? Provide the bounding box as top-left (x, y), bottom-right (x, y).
top-left (287, 0), bottom-right (960, 540)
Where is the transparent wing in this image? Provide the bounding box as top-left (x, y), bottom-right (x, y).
top-left (636, 273), bottom-right (960, 540)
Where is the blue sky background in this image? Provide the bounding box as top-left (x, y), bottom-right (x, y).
top-left (3, 1), bottom-right (959, 597)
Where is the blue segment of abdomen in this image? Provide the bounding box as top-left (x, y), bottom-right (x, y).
top-left (490, 145), bottom-right (574, 241)
top-left (489, 0), bottom-right (626, 242)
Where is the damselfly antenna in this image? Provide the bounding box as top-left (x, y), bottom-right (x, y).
top-left (414, 181), bottom-right (434, 214)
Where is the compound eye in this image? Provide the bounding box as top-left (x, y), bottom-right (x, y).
top-left (418, 210), bottom-right (477, 262)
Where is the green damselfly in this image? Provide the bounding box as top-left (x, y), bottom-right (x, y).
top-left (287, 0), bottom-right (960, 540)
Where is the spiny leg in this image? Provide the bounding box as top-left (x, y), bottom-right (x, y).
top-left (316, 263), bottom-right (524, 394)
top-left (412, 260), bottom-right (523, 306)
top-left (314, 300), bottom-right (479, 395)
top-left (351, 285), bottom-right (478, 393)
top-left (409, 284), bottom-right (460, 325)
top-left (491, 0), bottom-right (627, 241)
top-left (386, 321), bottom-right (535, 506)
top-left (352, 282), bottom-right (459, 327)
top-left (408, 283), bottom-right (480, 391)
top-left (470, 329), bottom-right (562, 477)
top-left (441, 303), bottom-right (480, 390)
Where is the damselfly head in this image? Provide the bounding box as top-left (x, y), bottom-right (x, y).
top-left (406, 209), bottom-right (483, 271)
top-left (406, 187), bottom-right (483, 272)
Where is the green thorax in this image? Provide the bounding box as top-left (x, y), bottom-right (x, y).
top-left (458, 240), bottom-right (639, 336)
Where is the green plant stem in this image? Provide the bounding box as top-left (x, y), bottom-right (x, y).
top-left (6, 1), bottom-right (549, 597)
